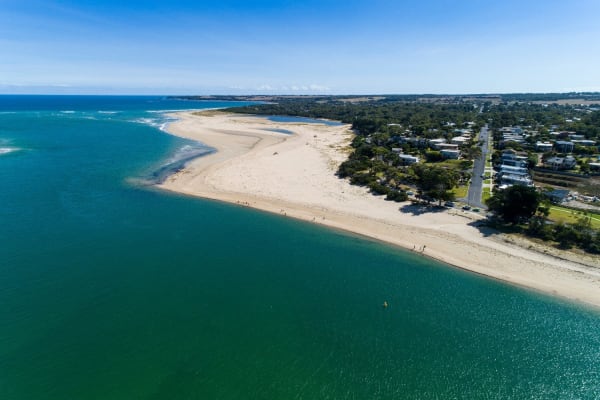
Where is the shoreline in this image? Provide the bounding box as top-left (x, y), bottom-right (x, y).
top-left (158, 110), bottom-right (600, 309)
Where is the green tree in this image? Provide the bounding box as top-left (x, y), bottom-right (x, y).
top-left (526, 153), bottom-right (539, 169)
top-left (425, 150), bottom-right (443, 162)
top-left (486, 185), bottom-right (540, 224)
top-left (526, 201), bottom-right (552, 239)
top-left (412, 165), bottom-right (459, 205)
top-left (462, 145), bottom-right (482, 161)
top-left (553, 223), bottom-right (579, 249)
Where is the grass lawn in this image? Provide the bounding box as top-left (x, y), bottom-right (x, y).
top-left (482, 187), bottom-right (491, 203)
top-left (452, 185), bottom-right (468, 198)
top-left (548, 206), bottom-right (600, 230)
top-left (484, 179), bottom-right (492, 184)
top-left (424, 159), bottom-right (470, 170)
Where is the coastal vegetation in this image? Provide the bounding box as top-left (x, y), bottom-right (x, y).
top-left (486, 185), bottom-right (541, 224)
top-left (486, 186), bottom-right (600, 253)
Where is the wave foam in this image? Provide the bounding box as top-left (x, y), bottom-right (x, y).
top-left (132, 116), bottom-right (177, 132)
top-left (150, 144), bottom-right (214, 183)
top-left (0, 147), bottom-right (20, 155)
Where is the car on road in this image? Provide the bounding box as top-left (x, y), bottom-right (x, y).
top-left (462, 205), bottom-right (471, 210)
top-left (444, 201), bottom-right (455, 207)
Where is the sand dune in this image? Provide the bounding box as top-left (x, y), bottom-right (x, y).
top-left (159, 111), bottom-right (600, 308)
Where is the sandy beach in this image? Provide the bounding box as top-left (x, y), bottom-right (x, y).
top-left (159, 111), bottom-right (600, 308)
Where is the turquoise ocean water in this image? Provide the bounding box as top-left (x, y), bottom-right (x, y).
top-left (1, 96), bottom-right (599, 399)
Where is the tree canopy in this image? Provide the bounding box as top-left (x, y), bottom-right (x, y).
top-left (486, 185), bottom-right (541, 224)
top-left (412, 165), bottom-right (458, 205)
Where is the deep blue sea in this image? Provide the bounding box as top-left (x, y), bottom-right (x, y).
top-left (1, 95), bottom-right (599, 399)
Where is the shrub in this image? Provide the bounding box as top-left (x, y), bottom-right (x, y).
top-left (386, 190), bottom-right (408, 202)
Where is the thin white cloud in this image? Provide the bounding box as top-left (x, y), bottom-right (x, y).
top-left (253, 83), bottom-right (330, 93)
top-left (309, 84), bottom-right (329, 91)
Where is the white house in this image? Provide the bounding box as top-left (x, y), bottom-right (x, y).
top-left (450, 136), bottom-right (470, 145)
top-left (428, 138), bottom-right (446, 149)
top-left (535, 141), bottom-right (553, 152)
top-left (500, 174), bottom-right (533, 186)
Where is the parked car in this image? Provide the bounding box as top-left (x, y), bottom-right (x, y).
top-left (444, 201), bottom-right (455, 207)
top-left (462, 205), bottom-right (471, 210)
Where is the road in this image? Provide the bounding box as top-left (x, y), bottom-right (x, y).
top-left (465, 124), bottom-right (490, 208)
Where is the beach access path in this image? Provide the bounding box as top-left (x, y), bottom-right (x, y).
top-left (159, 111), bottom-right (600, 308)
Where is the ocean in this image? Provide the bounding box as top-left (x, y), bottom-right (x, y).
top-left (1, 95), bottom-right (599, 399)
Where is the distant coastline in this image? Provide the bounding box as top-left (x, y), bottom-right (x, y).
top-left (158, 110), bottom-right (600, 308)
top-left (170, 92), bottom-right (600, 105)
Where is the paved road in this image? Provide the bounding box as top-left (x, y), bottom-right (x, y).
top-left (465, 124), bottom-right (490, 208)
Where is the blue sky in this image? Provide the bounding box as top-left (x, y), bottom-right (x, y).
top-left (2, 0), bottom-right (600, 94)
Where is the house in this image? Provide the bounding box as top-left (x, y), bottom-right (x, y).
top-left (498, 149), bottom-right (532, 187)
top-left (453, 129), bottom-right (472, 135)
top-left (440, 149), bottom-right (460, 159)
top-left (544, 156), bottom-right (577, 170)
top-left (545, 189), bottom-right (570, 204)
top-left (499, 127), bottom-right (527, 146)
top-left (398, 136), bottom-right (428, 148)
top-left (398, 154), bottom-right (419, 165)
top-left (501, 158), bottom-right (528, 168)
top-left (450, 136), bottom-right (470, 145)
top-left (555, 140), bottom-right (574, 153)
top-left (428, 138), bottom-right (446, 149)
top-left (500, 165), bottom-right (529, 176)
top-left (535, 141), bottom-right (553, 152)
top-left (499, 126), bottom-right (523, 135)
top-left (437, 143), bottom-right (459, 151)
top-left (499, 173), bottom-right (533, 186)
top-left (501, 150), bottom-right (528, 164)
top-left (501, 149), bottom-right (517, 158)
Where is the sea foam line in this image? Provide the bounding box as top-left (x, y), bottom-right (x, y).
top-left (0, 147), bottom-right (20, 155)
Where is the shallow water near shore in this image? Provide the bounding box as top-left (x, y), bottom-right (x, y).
top-left (1, 96), bottom-right (599, 399)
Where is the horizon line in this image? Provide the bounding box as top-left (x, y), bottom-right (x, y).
top-left (2, 91), bottom-right (600, 97)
